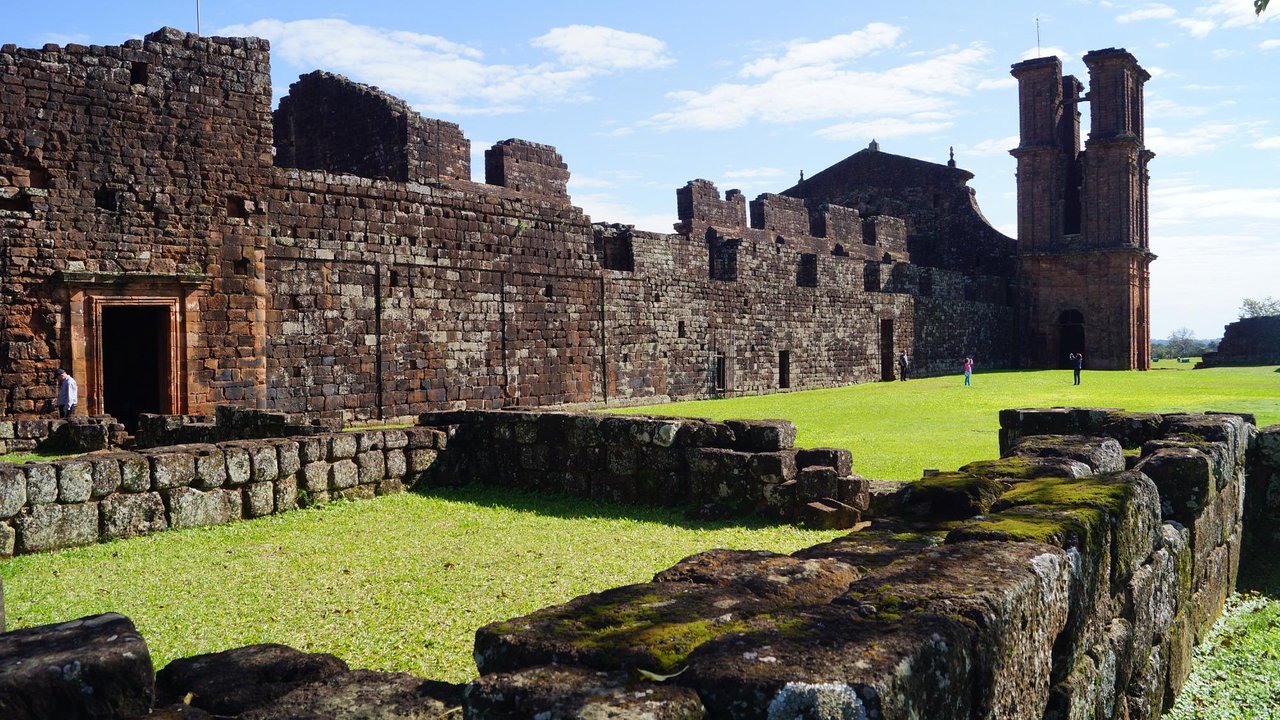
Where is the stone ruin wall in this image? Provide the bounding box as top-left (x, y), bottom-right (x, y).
top-left (0, 407), bottom-right (1271, 719)
top-left (0, 29), bottom-right (275, 416)
top-left (1198, 315), bottom-right (1280, 368)
top-left (2, 29), bottom-right (1016, 424)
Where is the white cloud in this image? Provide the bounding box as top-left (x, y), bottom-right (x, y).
top-left (1195, 0), bottom-right (1277, 29)
top-left (530, 25), bottom-right (673, 70)
top-left (1144, 122), bottom-right (1251, 156)
top-left (977, 77), bottom-right (1017, 91)
top-left (1262, 38), bottom-right (1280, 49)
top-left (648, 37), bottom-right (993, 133)
top-left (1020, 46), bottom-right (1073, 62)
top-left (740, 23), bottom-right (901, 77)
top-left (1151, 177), bottom-right (1280, 224)
top-left (1116, 4), bottom-right (1178, 22)
top-left (38, 32), bottom-right (91, 45)
top-left (1253, 136), bottom-right (1280, 149)
top-left (1146, 98), bottom-right (1210, 118)
top-left (966, 135), bottom-right (1020, 157)
top-left (816, 117), bottom-right (954, 141)
top-left (1173, 18), bottom-right (1217, 36)
top-left (595, 126), bottom-right (635, 138)
top-left (219, 18), bottom-right (665, 115)
top-left (573, 192), bottom-right (675, 233)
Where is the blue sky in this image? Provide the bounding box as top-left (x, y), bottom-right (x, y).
top-left (9, 1), bottom-right (1278, 340)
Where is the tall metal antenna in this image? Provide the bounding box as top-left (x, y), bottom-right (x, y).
top-left (196, 0), bottom-right (202, 35)
top-left (1036, 17), bottom-right (1041, 56)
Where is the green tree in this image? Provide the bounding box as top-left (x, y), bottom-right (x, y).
top-left (1240, 296), bottom-right (1280, 318)
top-left (1259, 0), bottom-right (1270, 15)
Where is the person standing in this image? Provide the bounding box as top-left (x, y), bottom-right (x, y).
top-left (1070, 353), bottom-right (1084, 386)
top-left (898, 352), bottom-right (910, 381)
top-left (963, 356), bottom-right (973, 386)
top-left (54, 367), bottom-right (78, 418)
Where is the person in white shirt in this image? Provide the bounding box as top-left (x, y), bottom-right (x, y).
top-left (55, 368), bottom-right (78, 418)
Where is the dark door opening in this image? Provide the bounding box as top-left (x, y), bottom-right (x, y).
top-left (1058, 309), bottom-right (1086, 368)
top-left (714, 353), bottom-right (727, 392)
top-left (879, 319), bottom-right (895, 381)
top-left (778, 350), bottom-right (791, 389)
top-left (102, 306), bottom-right (170, 431)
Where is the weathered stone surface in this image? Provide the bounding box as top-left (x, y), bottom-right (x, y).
top-left (653, 549), bottom-right (858, 604)
top-left (330, 459), bottom-right (359, 490)
top-left (1006, 435), bottom-right (1125, 475)
top-left (16, 502), bottom-right (99, 553)
top-left (725, 419), bottom-right (797, 452)
top-left (193, 446), bottom-right (228, 489)
top-left (960, 455), bottom-right (1094, 481)
top-left (156, 643), bottom-right (349, 716)
top-left (465, 665), bottom-right (703, 719)
top-left (241, 669), bottom-right (462, 719)
top-left (301, 461), bottom-right (330, 493)
top-left (251, 443), bottom-right (280, 483)
top-left (1136, 447), bottom-right (1216, 522)
top-left (225, 445), bottom-right (253, 486)
top-left (799, 498), bottom-right (860, 529)
top-left (101, 492), bottom-right (168, 541)
top-left (119, 454), bottom-right (151, 493)
top-left (58, 458), bottom-right (93, 503)
top-left (150, 451), bottom-right (198, 490)
top-left (0, 613), bottom-right (152, 720)
top-left (357, 450), bottom-right (386, 484)
top-left (384, 448), bottom-right (406, 479)
top-left (796, 465), bottom-right (839, 500)
top-left (680, 608), bottom-right (975, 720)
top-left (276, 441), bottom-right (301, 476)
top-left (1101, 411), bottom-right (1164, 450)
top-left (383, 430), bottom-right (408, 449)
top-left (275, 475), bottom-right (299, 513)
top-left (836, 541), bottom-right (1072, 720)
top-left (245, 481), bottom-right (276, 518)
top-left (24, 463), bottom-right (58, 505)
top-left (167, 487), bottom-right (242, 529)
top-left (329, 433), bottom-right (358, 461)
top-left (795, 447), bottom-right (853, 476)
top-left (902, 471), bottom-right (1005, 519)
top-left (90, 455), bottom-right (123, 498)
top-left (0, 465), bottom-right (25, 518)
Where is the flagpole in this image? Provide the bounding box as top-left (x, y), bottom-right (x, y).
top-left (196, 0), bottom-right (202, 35)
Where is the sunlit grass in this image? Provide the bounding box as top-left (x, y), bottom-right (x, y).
top-left (0, 487), bottom-right (841, 682)
top-left (610, 365), bottom-right (1280, 480)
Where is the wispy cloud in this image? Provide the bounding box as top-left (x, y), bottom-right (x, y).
top-left (1145, 121), bottom-right (1256, 156)
top-left (739, 23), bottom-right (900, 77)
top-left (1262, 38), bottom-right (1280, 49)
top-left (1253, 136), bottom-right (1280, 149)
top-left (722, 167), bottom-right (790, 180)
top-left (219, 18), bottom-right (669, 115)
top-left (531, 25), bottom-right (673, 70)
top-left (1020, 46), bottom-right (1073, 62)
top-left (648, 30), bottom-right (993, 136)
top-left (966, 135), bottom-right (1020, 157)
top-left (977, 77), bottom-right (1017, 91)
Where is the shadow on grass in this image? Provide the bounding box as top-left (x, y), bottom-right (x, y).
top-left (1238, 548), bottom-right (1280, 597)
top-left (411, 483), bottom-right (806, 534)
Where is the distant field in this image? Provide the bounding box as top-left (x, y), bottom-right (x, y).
top-left (611, 365), bottom-right (1280, 481)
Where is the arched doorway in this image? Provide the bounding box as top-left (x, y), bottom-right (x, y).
top-left (1058, 309), bottom-right (1085, 368)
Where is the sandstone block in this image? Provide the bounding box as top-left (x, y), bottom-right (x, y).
top-left (328, 433), bottom-right (357, 460)
top-left (0, 613), bottom-right (152, 719)
top-left (749, 451), bottom-right (796, 485)
top-left (250, 443), bottom-right (279, 483)
top-left (407, 448), bottom-right (438, 474)
top-left (150, 451), bottom-right (197, 490)
top-left (376, 478), bottom-right (405, 496)
top-left (274, 475), bottom-right (298, 514)
top-left (799, 499), bottom-right (860, 529)
top-left (90, 455), bottom-right (123, 498)
top-left (301, 461), bottom-right (330, 493)
top-left (58, 458), bottom-right (93, 503)
top-left (464, 665), bottom-right (698, 719)
top-left (1136, 447), bottom-right (1215, 522)
top-left (101, 492), bottom-right (168, 541)
top-left (297, 436), bottom-right (327, 464)
top-left (224, 445), bottom-right (252, 486)
top-left (244, 669), bottom-right (462, 719)
top-left (404, 426), bottom-right (444, 450)
top-left (0, 522), bottom-right (13, 558)
top-left (329, 459), bottom-right (358, 490)
top-left (119, 454), bottom-right (151, 493)
top-left (1006, 435), bottom-right (1124, 475)
top-left (245, 482), bottom-right (275, 518)
top-left (193, 446), bottom-right (228, 489)
top-left (796, 466), bottom-right (839, 501)
top-left (355, 431), bottom-right (384, 453)
top-left (0, 465), bottom-right (25, 519)
top-left (155, 643), bottom-right (348, 716)
top-left (24, 463), bottom-right (58, 505)
top-left (384, 448), bottom-right (406, 479)
top-left (356, 450), bottom-right (385, 484)
top-left (382, 429), bottom-right (408, 449)
top-left (726, 419), bottom-right (797, 451)
top-left (167, 487), bottom-right (242, 530)
top-left (17, 502), bottom-right (100, 553)
top-left (275, 441), bottom-right (301, 477)
top-left (795, 447), bottom-right (853, 476)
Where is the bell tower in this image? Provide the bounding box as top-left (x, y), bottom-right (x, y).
top-left (1011, 48), bottom-right (1155, 370)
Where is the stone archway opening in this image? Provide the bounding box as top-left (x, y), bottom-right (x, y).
top-left (1058, 309), bottom-right (1085, 368)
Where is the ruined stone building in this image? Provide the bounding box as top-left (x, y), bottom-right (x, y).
top-left (0, 28), bottom-right (1153, 427)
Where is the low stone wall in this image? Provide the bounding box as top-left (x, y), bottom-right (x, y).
top-left (134, 405), bottom-right (341, 449)
top-left (417, 409), bottom-right (869, 527)
top-left (0, 426), bottom-right (446, 557)
top-left (1243, 424), bottom-right (1280, 550)
top-left (0, 408), bottom-right (1256, 719)
top-left (0, 416), bottom-right (123, 456)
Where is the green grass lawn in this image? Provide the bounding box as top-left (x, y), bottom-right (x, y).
top-left (0, 487), bottom-right (841, 683)
top-left (3, 365), bottom-right (1279, 709)
top-left (611, 365), bottom-right (1280, 481)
